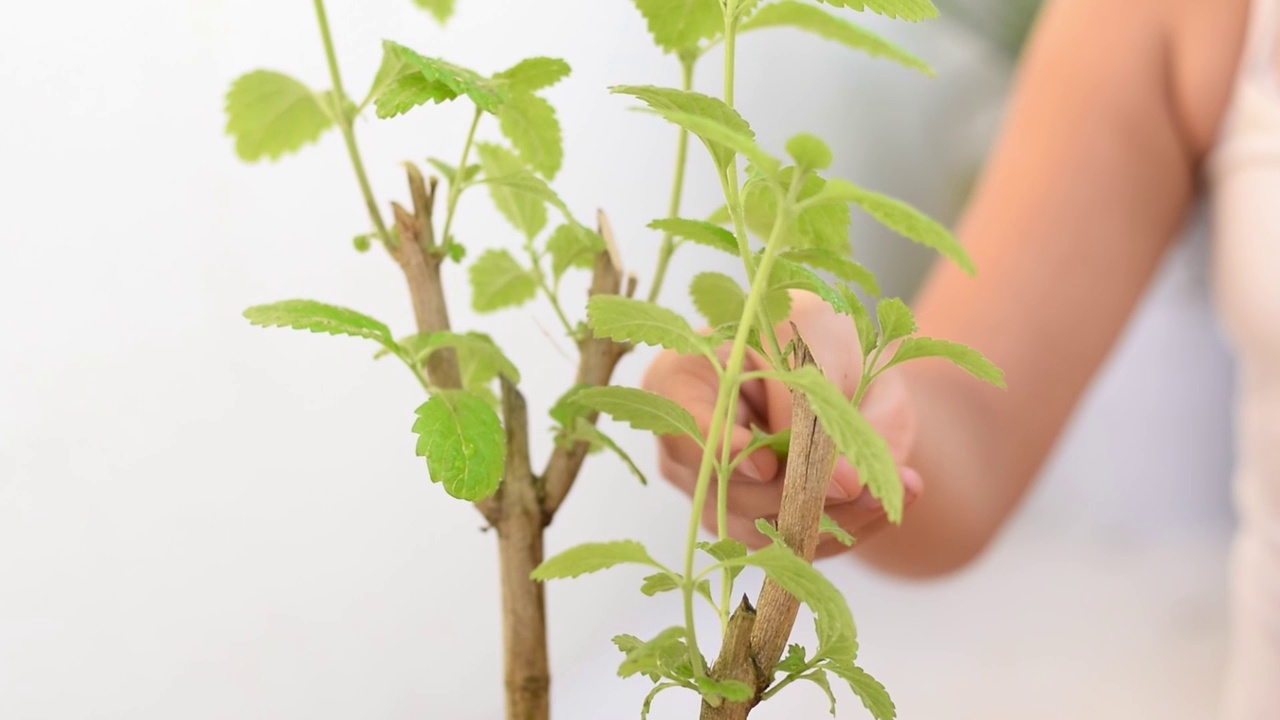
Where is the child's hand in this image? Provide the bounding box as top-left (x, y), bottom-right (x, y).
top-left (642, 291), bottom-right (923, 555)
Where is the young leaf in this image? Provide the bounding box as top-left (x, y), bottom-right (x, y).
top-left (497, 93), bottom-right (563, 178)
top-left (587, 295), bottom-right (710, 356)
top-left (532, 540), bottom-right (662, 580)
top-left (375, 41), bottom-right (506, 114)
top-left (800, 669), bottom-right (839, 716)
top-left (547, 223), bottom-right (604, 279)
top-left (412, 390), bottom-right (506, 501)
top-left (571, 386), bottom-right (702, 440)
top-left (815, 0), bottom-right (938, 22)
top-left (225, 71), bottom-right (335, 162)
top-left (690, 272), bottom-right (747, 328)
top-left (825, 661), bottom-right (897, 720)
top-left (374, 73), bottom-right (458, 118)
top-left (875, 297), bottom-right (916, 344)
top-left (427, 331), bottom-right (523, 384)
top-left (745, 171), bottom-right (850, 252)
top-left (493, 57), bottom-right (572, 93)
top-left (412, 0), bottom-right (455, 23)
top-left (815, 178), bottom-right (974, 274)
top-left (886, 337), bottom-right (1005, 386)
top-left (611, 86), bottom-right (774, 172)
top-left (695, 677), bottom-right (754, 704)
top-left (740, 2), bottom-right (932, 75)
top-left (776, 644), bottom-right (809, 674)
top-left (769, 366), bottom-right (903, 523)
top-left (640, 572), bottom-right (681, 596)
top-left (641, 682), bottom-right (682, 720)
top-left (820, 514), bottom-right (856, 547)
top-left (755, 518), bottom-right (788, 547)
top-left (630, 0), bottom-right (723, 53)
top-left (474, 143), bottom-right (549, 239)
top-left (562, 417), bottom-right (649, 485)
top-left (469, 248), bottom-right (538, 312)
top-left (839, 286), bottom-right (879, 357)
top-left (781, 248), bottom-right (881, 297)
top-left (786, 133), bottom-right (833, 171)
top-left (643, 107), bottom-right (780, 175)
top-left (768, 257), bottom-right (853, 316)
top-left (648, 218), bottom-right (739, 256)
top-left (614, 627), bottom-right (689, 679)
top-left (244, 299), bottom-right (394, 347)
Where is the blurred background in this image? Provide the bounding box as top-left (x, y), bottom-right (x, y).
top-left (0, 1), bottom-right (1237, 718)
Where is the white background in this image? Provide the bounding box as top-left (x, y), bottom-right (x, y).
top-left (0, 1), bottom-right (1238, 718)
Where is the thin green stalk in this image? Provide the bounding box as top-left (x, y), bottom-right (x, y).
top-left (527, 245), bottom-right (577, 338)
top-left (647, 57), bottom-right (696, 303)
top-left (440, 106), bottom-right (483, 253)
top-left (312, 0), bottom-right (392, 249)
top-left (759, 662), bottom-right (822, 702)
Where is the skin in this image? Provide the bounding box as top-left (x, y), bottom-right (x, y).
top-left (644, 0), bottom-right (1252, 575)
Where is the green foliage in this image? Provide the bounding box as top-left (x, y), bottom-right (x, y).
top-left (755, 518), bottom-right (789, 547)
top-left (412, 390), bottom-right (506, 501)
top-left (885, 337), bottom-right (1005, 387)
top-left (800, 669), bottom-right (839, 715)
top-left (412, 0), bottom-right (455, 24)
top-left (825, 661), bottom-right (897, 720)
top-left (469, 249), bottom-right (538, 312)
top-left (875, 297), bottom-right (917, 345)
top-left (640, 572), bottom-right (681, 596)
top-left (690, 273), bottom-right (789, 329)
top-left (570, 386), bottom-right (703, 440)
top-left (373, 41), bottom-right (505, 118)
top-left (611, 86), bottom-right (774, 172)
top-left (225, 71), bottom-right (336, 162)
top-left (777, 644), bottom-right (809, 674)
top-left (587, 295), bottom-right (711, 356)
top-left (786, 133), bottom-right (833, 171)
top-left (770, 366), bottom-right (903, 522)
top-left (427, 157), bottom-right (480, 186)
top-left (696, 676), bottom-right (754, 705)
top-left (490, 60), bottom-right (571, 178)
top-left (475, 143), bottom-right (550, 238)
top-left (561, 418), bottom-right (649, 485)
top-left (814, 0), bottom-right (939, 22)
top-left (244, 299), bottom-right (394, 348)
top-left (495, 58), bottom-right (573, 95)
top-left (614, 627), bottom-right (694, 680)
top-left (425, 331), bottom-right (522, 385)
top-left (768, 257), bottom-right (854, 316)
top-left (547, 223), bottom-right (604, 278)
top-left (741, 2), bottom-right (932, 74)
top-left (746, 171), bottom-right (850, 252)
top-left (780, 248), bottom-right (880, 296)
top-left (820, 514), bottom-right (856, 546)
top-left (533, 540), bottom-right (662, 580)
top-left (649, 217), bottom-right (739, 256)
top-left (630, 0), bottom-right (723, 53)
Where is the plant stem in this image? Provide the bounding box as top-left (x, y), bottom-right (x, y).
top-left (312, 0), bottom-right (392, 249)
top-left (646, 56), bottom-right (696, 303)
top-left (440, 106), bottom-right (483, 253)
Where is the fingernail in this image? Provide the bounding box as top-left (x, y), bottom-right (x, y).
top-left (739, 461), bottom-right (765, 482)
top-left (826, 481), bottom-right (850, 501)
top-left (855, 488), bottom-right (882, 510)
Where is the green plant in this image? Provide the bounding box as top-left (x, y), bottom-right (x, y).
top-left (225, 1), bottom-right (1003, 718)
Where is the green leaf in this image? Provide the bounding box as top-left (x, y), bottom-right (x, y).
top-left (875, 297), bottom-right (916, 344)
top-left (777, 644), bottom-right (809, 674)
top-left (532, 540), bottom-right (661, 580)
top-left (244, 299), bottom-right (393, 347)
top-left (698, 538), bottom-right (748, 564)
top-left (746, 171), bottom-right (850, 252)
top-left (816, 179), bottom-right (974, 274)
top-left (497, 93), bottom-right (563, 178)
top-left (649, 217), bottom-right (739, 256)
top-left (225, 71), bottom-right (335, 162)
top-left (547, 223), bottom-right (604, 279)
top-left (755, 518), bottom-right (788, 547)
top-left (820, 514), bottom-right (856, 547)
top-left (630, 0), bottom-right (723, 52)
top-left (786, 133), bottom-right (833, 171)
top-left (825, 661), bottom-right (897, 720)
top-left (562, 418), bottom-right (649, 485)
top-left (641, 682), bottom-right (682, 720)
top-left (814, 0), bottom-right (938, 22)
top-left (571, 386), bottom-right (702, 440)
top-left (800, 669), bottom-right (839, 716)
top-left (839, 286), bottom-right (879, 357)
top-left (475, 143), bottom-right (553, 238)
top-left (494, 57), bottom-right (572, 93)
top-left (614, 627), bottom-right (690, 679)
top-left (725, 543), bottom-right (859, 662)
top-left (427, 331), bottom-right (523, 385)
top-left (768, 257), bottom-right (853, 316)
top-left (780, 249), bottom-right (880, 297)
top-left (587, 295), bottom-right (710, 356)
top-left (412, 0), bottom-right (455, 23)
top-left (640, 572), bottom-right (681, 596)
top-left (411, 390), bottom-right (506, 501)
top-left (741, 2), bottom-right (932, 75)
top-left (469, 248), bottom-right (537, 312)
top-left (690, 273), bottom-right (746, 328)
top-left (695, 676), bottom-right (754, 704)
top-left (611, 85), bottom-right (774, 172)
top-left (644, 107), bottom-right (780, 174)
top-left (375, 41), bottom-right (506, 115)
top-left (885, 337), bottom-right (1005, 387)
top-left (770, 366), bottom-right (903, 523)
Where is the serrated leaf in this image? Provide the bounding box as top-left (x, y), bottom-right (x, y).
top-left (563, 417), bottom-right (649, 485)
top-left (801, 669), bottom-right (839, 716)
top-left (547, 223), bottom-right (604, 279)
top-left (746, 171), bottom-right (850, 252)
top-left (432, 331), bottom-right (523, 385)
top-left (469, 248), bottom-right (537, 312)
top-left (412, 390), bottom-right (505, 501)
top-left (769, 366), bottom-right (902, 523)
top-left (723, 543), bottom-right (859, 661)
top-left (695, 676), bottom-right (754, 704)
top-left (741, 2), bottom-right (932, 74)
top-left (615, 626), bottom-right (689, 679)
top-left (777, 644), bottom-right (809, 674)
top-left (641, 682), bottom-right (681, 720)
top-left (587, 295), bottom-right (710, 356)
top-left (885, 337), bottom-right (1005, 387)
top-left (780, 249), bottom-right (880, 296)
top-left (611, 86), bottom-right (773, 172)
top-left (825, 661), bottom-right (896, 720)
top-left (649, 217), bottom-right (739, 256)
top-left (375, 41), bottom-right (505, 114)
top-left (839, 286), bottom-right (879, 357)
top-left (630, 0), bottom-right (723, 52)
top-left (572, 386), bottom-right (702, 440)
top-left (640, 572), bottom-right (681, 596)
top-left (412, 0), bottom-right (455, 23)
top-left (875, 297), bottom-right (916, 344)
top-left (768, 257), bottom-right (853, 316)
top-left (755, 518), bottom-right (789, 547)
top-left (786, 133), bottom-right (833, 170)
top-left (497, 92), bottom-right (563, 178)
top-left (244, 299), bottom-right (393, 346)
top-left (815, 0), bottom-right (938, 22)
top-left (494, 57), bottom-right (571, 93)
top-left (816, 178), bottom-right (974, 274)
top-left (374, 74), bottom-right (457, 118)
top-left (225, 71), bottom-right (335, 162)
top-left (644, 107), bottom-right (779, 174)
top-left (532, 540), bottom-right (661, 580)
top-left (690, 272), bottom-right (746, 328)
top-left (474, 143), bottom-right (549, 239)
top-left (821, 514), bottom-right (856, 547)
